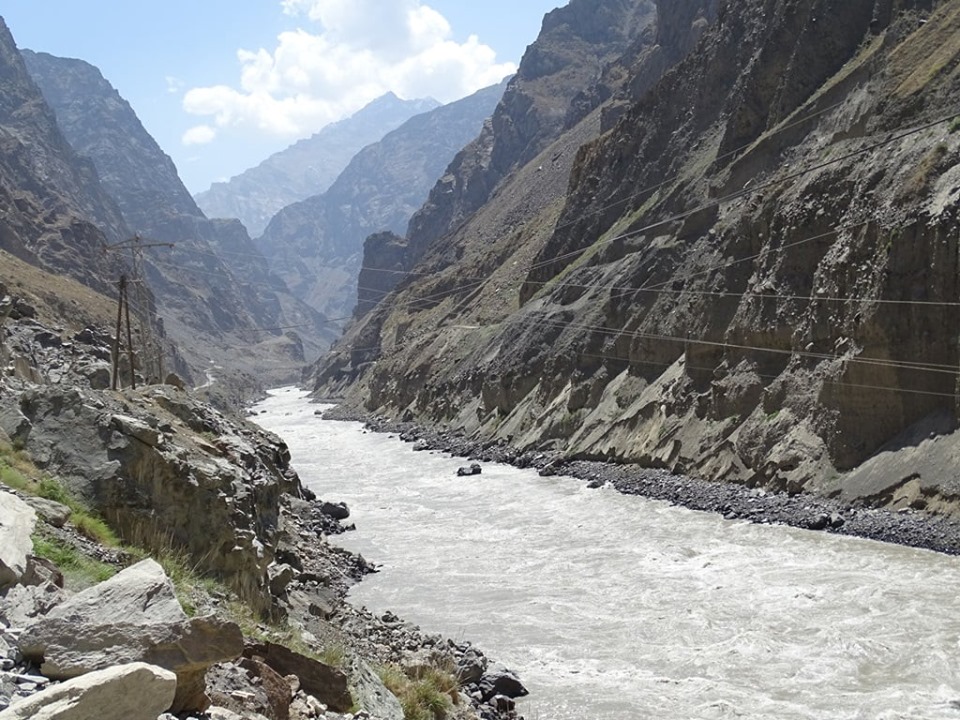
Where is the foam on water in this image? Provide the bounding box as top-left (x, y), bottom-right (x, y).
top-left (254, 387), bottom-right (960, 719)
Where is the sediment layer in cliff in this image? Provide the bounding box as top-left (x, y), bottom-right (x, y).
top-left (310, 0), bottom-right (960, 513)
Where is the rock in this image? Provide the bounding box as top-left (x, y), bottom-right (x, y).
top-left (243, 642), bottom-right (352, 713)
top-left (456, 647), bottom-right (488, 685)
top-left (0, 662), bottom-right (176, 720)
top-left (18, 559), bottom-right (243, 713)
top-left (0, 493), bottom-right (37, 590)
top-left (20, 557), bottom-right (64, 589)
top-left (412, 440), bottom-right (430, 452)
top-left (164, 373), bottom-right (186, 390)
top-left (319, 501), bottom-right (350, 521)
top-left (19, 496), bottom-right (71, 529)
top-left (238, 657), bottom-right (292, 720)
top-left (0, 582), bottom-right (66, 627)
top-left (478, 668), bottom-right (528, 701)
top-left (268, 563), bottom-right (298, 597)
top-left (456, 463), bottom-right (482, 477)
top-left (347, 658), bottom-right (403, 720)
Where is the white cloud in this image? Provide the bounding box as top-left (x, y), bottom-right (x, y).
top-left (182, 124), bottom-right (217, 145)
top-left (183, 0), bottom-right (515, 141)
top-left (165, 76), bottom-right (185, 94)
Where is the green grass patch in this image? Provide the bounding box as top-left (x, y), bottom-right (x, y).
top-left (31, 533), bottom-right (116, 588)
top-left (378, 663), bottom-right (459, 720)
top-left (0, 442), bottom-right (119, 547)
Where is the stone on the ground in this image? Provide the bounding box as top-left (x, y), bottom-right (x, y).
top-left (0, 493), bottom-right (36, 590)
top-left (18, 496), bottom-right (70, 529)
top-left (18, 559), bottom-right (242, 713)
top-left (319, 501), bottom-right (350, 520)
top-left (0, 662), bottom-right (176, 720)
top-left (478, 667), bottom-right (528, 701)
top-left (244, 642), bottom-right (352, 713)
top-left (0, 582), bottom-right (66, 627)
top-left (347, 658), bottom-right (403, 720)
top-left (456, 463), bottom-right (482, 477)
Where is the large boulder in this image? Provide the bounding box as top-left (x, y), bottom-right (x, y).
top-left (0, 662), bottom-right (176, 720)
top-left (18, 559), bottom-right (243, 713)
top-left (243, 642), bottom-right (352, 712)
top-left (0, 492), bottom-right (36, 590)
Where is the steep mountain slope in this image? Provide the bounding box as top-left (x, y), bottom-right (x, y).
top-left (399, 0), bottom-right (658, 262)
top-left (22, 50), bottom-right (336, 383)
top-left (256, 81), bottom-right (507, 320)
top-left (195, 94), bottom-right (440, 236)
top-left (0, 18), bottom-right (129, 295)
top-left (311, 0), bottom-right (960, 512)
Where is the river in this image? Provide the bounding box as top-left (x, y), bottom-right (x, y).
top-left (253, 387), bottom-right (960, 720)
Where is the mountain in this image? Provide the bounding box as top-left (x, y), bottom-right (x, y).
top-left (256, 80), bottom-right (508, 321)
top-left (194, 93), bottom-right (440, 236)
top-left (0, 18), bottom-right (130, 295)
top-left (309, 0), bottom-right (960, 510)
top-left (21, 50), bottom-right (337, 385)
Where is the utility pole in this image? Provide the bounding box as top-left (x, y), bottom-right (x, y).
top-left (104, 235), bottom-right (174, 388)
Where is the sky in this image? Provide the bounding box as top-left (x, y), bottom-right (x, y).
top-left (2, 0), bottom-right (562, 194)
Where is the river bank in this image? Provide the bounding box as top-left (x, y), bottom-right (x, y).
top-left (322, 406), bottom-right (960, 556)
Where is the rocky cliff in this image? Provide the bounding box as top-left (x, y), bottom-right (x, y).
top-left (257, 81), bottom-right (507, 321)
top-left (310, 0), bottom-right (960, 513)
top-left (0, 19), bottom-right (129, 296)
top-left (21, 50), bottom-right (336, 385)
top-left (195, 93), bottom-right (440, 237)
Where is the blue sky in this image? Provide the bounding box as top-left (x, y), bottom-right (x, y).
top-left (3, 0), bottom-right (562, 194)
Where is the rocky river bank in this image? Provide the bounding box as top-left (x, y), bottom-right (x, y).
top-left (0, 290), bottom-right (527, 720)
top-left (323, 407), bottom-right (960, 556)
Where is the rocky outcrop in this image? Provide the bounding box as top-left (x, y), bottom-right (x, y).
top-left (311, 0), bottom-right (960, 510)
top-left (19, 560), bottom-right (242, 712)
top-left (0, 380), bottom-right (300, 600)
top-left (0, 494), bottom-right (35, 590)
top-left (196, 93), bottom-right (440, 237)
top-left (0, 662), bottom-right (177, 720)
top-left (257, 82), bottom-right (506, 321)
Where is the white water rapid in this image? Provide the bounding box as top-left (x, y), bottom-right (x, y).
top-left (253, 387), bottom-right (960, 720)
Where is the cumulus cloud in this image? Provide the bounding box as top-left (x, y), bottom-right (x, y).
top-left (182, 0), bottom-right (515, 143)
top-left (182, 124), bottom-right (217, 145)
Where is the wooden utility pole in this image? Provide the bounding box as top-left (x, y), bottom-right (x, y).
top-left (111, 275), bottom-right (125, 390)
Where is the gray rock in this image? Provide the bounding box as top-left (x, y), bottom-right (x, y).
top-left (456, 647), bottom-right (487, 685)
top-left (0, 493), bottom-right (37, 590)
top-left (18, 559), bottom-right (243, 713)
top-left (347, 658), bottom-right (403, 720)
top-left (267, 563), bottom-right (298, 596)
top-left (0, 661), bottom-right (176, 720)
top-left (19, 496), bottom-right (71, 529)
top-left (319, 501), bottom-right (350, 520)
top-left (0, 582), bottom-right (67, 627)
top-left (478, 667), bottom-right (528, 701)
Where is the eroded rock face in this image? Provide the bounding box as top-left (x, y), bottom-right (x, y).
top-left (311, 0), bottom-right (960, 507)
top-left (18, 560), bottom-right (242, 713)
top-left (0, 662), bottom-right (177, 720)
top-left (0, 383), bottom-right (302, 602)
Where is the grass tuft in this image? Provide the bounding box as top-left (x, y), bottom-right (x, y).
top-left (31, 533), bottom-right (116, 587)
top-left (378, 663), bottom-right (459, 720)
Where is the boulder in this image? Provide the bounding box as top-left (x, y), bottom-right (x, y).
top-left (456, 463), bottom-right (482, 477)
top-left (243, 642), bottom-right (352, 712)
top-left (18, 559), bottom-right (243, 713)
top-left (0, 493), bottom-right (37, 590)
top-left (478, 667), bottom-right (528, 702)
top-left (0, 582), bottom-right (66, 627)
top-left (0, 662), bottom-right (176, 720)
top-left (348, 658), bottom-right (403, 720)
top-left (319, 501), bottom-right (350, 520)
top-left (455, 647), bottom-right (488, 685)
top-left (19, 496), bottom-right (71, 529)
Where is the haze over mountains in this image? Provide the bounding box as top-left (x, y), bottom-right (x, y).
top-left (194, 94), bottom-right (441, 237)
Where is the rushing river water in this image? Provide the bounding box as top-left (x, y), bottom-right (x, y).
top-left (253, 387), bottom-right (960, 720)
